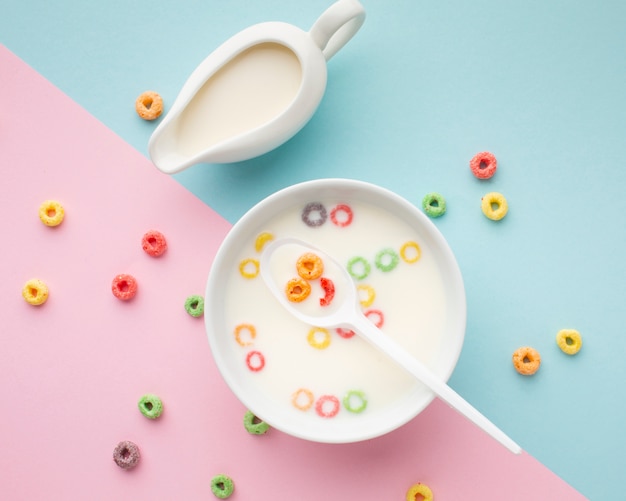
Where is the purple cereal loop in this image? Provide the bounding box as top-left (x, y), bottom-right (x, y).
top-left (113, 440), bottom-right (140, 470)
top-left (301, 202), bottom-right (327, 227)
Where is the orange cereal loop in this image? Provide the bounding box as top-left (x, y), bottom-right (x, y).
top-left (285, 277), bottom-right (311, 303)
top-left (292, 388), bottom-right (314, 411)
top-left (296, 253), bottom-right (324, 280)
top-left (406, 482), bottom-right (433, 501)
top-left (135, 90), bottom-right (163, 120)
top-left (39, 200), bottom-right (65, 227)
top-left (254, 232), bottom-right (274, 253)
top-left (239, 258), bottom-right (260, 279)
top-left (22, 278), bottom-right (49, 306)
top-left (234, 324), bottom-right (256, 347)
top-left (512, 346), bottom-right (541, 375)
top-left (556, 329), bottom-right (583, 355)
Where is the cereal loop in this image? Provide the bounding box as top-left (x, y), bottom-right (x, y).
top-left (400, 241), bottom-right (421, 263)
top-left (481, 192), bottom-right (508, 221)
top-left (210, 474), bottom-right (235, 499)
top-left (470, 151), bottom-right (497, 179)
top-left (307, 327), bottom-right (331, 350)
top-left (512, 346), bottom-right (541, 375)
top-left (319, 277), bottom-right (335, 306)
top-left (330, 204), bottom-right (354, 227)
top-left (315, 395), bottom-right (340, 418)
top-left (239, 258), bottom-right (260, 279)
top-left (243, 410), bottom-right (270, 435)
top-left (246, 350), bottom-right (265, 372)
top-left (113, 440), bottom-right (140, 470)
top-left (556, 329), bottom-right (583, 355)
top-left (39, 200), bottom-right (65, 227)
top-left (343, 390), bottom-right (368, 413)
top-left (141, 230), bottom-right (167, 257)
top-left (184, 295), bottom-right (204, 317)
top-left (138, 393), bottom-right (163, 419)
top-left (347, 256), bottom-right (371, 280)
top-left (234, 324), bottom-right (256, 347)
top-left (254, 232), bottom-right (274, 252)
top-left (292, 388), bottom-right (315, 411)
top-left (296, 252), bottom-right (324, 280)
top-left (422, 192), bottom-right (447, 218)
top-left (285, 277), bottom-right (311, 303)
top-left (111, 274), bottom-right (138, 301)
top-left (406, 482), bottom-right (433, 501)
top-left (357, 284), bottom-right (376, 307)
top-left (301, 202), bottom-right (327, 227)
top-left (375, 248), bottom-right (400, 272)
top-left (135, 90), bottom-right (163, 120)
top-left (336, 328), bottom-right (356, 339)
top-left (365, 309), bottom-right (384, 328)
top-left (22, 278), bottom-right (49, 306)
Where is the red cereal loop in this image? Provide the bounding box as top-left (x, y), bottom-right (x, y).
top-left (364, 309), bottom-right (384, 328)
top-left (336, 328), bottom-right (356, 339)
top-left (330, 204), bottom-right (354, 227)
top-left (315, 395), bottom-right (340, 418)
top-left (141, 230), bottom-right (167, 257)
top-left (246, 350), bottom-right (265, 372)
top-left (111, 274), bottom-right (138, 301)
top-left (319, 277), bottom-right (335, 306)
top-left (470, 151), bottom-right (497, 179)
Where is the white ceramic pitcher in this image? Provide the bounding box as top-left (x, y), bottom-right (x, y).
top-left (148, 0), bottom-right (365, 174)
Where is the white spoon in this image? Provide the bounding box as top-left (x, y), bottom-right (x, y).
top-left (260, 237), bottom-right (522, 454)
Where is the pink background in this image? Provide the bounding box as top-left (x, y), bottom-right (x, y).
top-left (0, 45), bottom-right (585, 500)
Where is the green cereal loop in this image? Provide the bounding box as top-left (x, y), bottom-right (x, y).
top-left (184, 294), bottom-right (204, 317)
top-left (243, 410), bottom-right (270, 435)
top-left (138, 393), bottom-right (163, 419)
top-left (374, 248), bottom-right (399, 272)
top-left (347, 256), bottom-right (371, 280)
top-left (211, 474), bottom-right (235, 499)
top-left (422, 192), bottom-right (446, 218)
top-left (343, 390), bottom-right (368, 413)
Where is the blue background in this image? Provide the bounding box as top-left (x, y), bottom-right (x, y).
top-left (2, 1), bottom-right (625, 498)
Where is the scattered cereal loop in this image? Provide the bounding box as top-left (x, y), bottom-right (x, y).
top-left (141, 230), bottom-right (167, 257)
top-left (184, 294), bottom-right (204, 317)
top-left (245, 350), bottom-right (265, 372)
top-left (347, 256), bottom-right (371, 280)
top-left (512, 346), bottom-right (541, 375)
top-left (406, 482), bottom-right (433, 501)
top-left (374, 248), bottom-right (400, 272)
top-left (254, 232), bottom-right (274, 252)
top-left (138, 393), bottom-right (164, 419)
top-left (400, 241), bottom-right (421, 263)
top-left (22, 278), bottom-right (49, 306)
top-left (319, 277), bottom-right (335, 306)
top-left (556, 329), bottom-right (583, 355)
top-left (357, 284), bottom-right (376, 307)
top-left (285, 277), bottom-right (311, 303)
top-left (307, 327), bottom-right (331, 350)
top-left (481, 192), bottom-right (508, 221)
top-left (422, 192), bottom-right (446, 218)
top-left (111, 274), bottom-right (138, 301)
top-left (113, 440), bottom-right (140, 470)
top-left (292, 388), bottom-right (315, 411)
top-left (234, 323), bottom-right (257, 346)
top-left (210, 474), bottom-right (235, 499)
top-left (239, 258), bottom-right (260, 279)
top-left (470, 151), bottom-right (497, 179)
top-left (135, 90), bottom-right (163, 120)
top-left (296, 252), bottom-right (324, 280)
top-left (364, 309), bottom-right (384, 328)
top-left (301, 202), bottom-right (327, 227)
top-left (39, 200), bottom-right (65, 227)
top-left (315, 395), bottom-right (340, 418)
top-left (336, 328), bottom-right (356, 339)
top-left (243, 410), bottom-right (270, 435)
top-left (343, 390), bottom-right (368, 414)
top-left (330, 204), bottom-right (354, 227)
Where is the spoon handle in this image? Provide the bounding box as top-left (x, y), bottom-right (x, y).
top-left (349, 315), bottom-right (522, 454)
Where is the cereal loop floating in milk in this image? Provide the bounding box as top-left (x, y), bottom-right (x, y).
top-left (374, 248), bottom-right (400, 272)
top-left (307, 327), bottom-right (331, 350)
top-left (319, 277), bottom-right (335, 306)
top-left (234, 323), bottom-right (256, 346)
top-left (364, 309), bottom-right (384, 328)
top-left (301, 202), bottom-right (327, 227)
top-left (357, 284), bottom-right (376, 307)
top-left (245, 350), bottom-right (265, 372)
top-left (347, 256), bottom-right (371, 280)
top-left (329, 204), bottom-right (354, 227)
top-left (292, 388), bottom-right (315, 411)
top-left (336, 327), bottom-right (356, 339)
top-left (239, 258), bottom-right (260, 279)
top-left (400, 241), bottom-right (421, 263)
top-left (315, 395), bottom-right (341, 418)
top-left (343, 390), bottom-right (368, 414)
top-left (254, 232), bottom-right (274, 252)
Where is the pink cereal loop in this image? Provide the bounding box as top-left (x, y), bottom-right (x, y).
top-left (336, 328), bottom-right (356, 339)
top-left (315, 395), bottom-right (340, 418)
top-left (470, 151), bottom-right (497, 179)
top-left (245, 350), bottom-right (265, 372)
top-left (330, 204), bottom-right (354, 227)
top-left (364, 309), bottom-right (384, 328)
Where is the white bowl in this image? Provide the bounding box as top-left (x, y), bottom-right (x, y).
top-left (205, 179), bottom-right (466, 443)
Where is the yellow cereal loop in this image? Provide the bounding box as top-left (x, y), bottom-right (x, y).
top-left (406, 482), bottom-right (433, 501)
top-left (254, 232), bottom-right (274, 252)
top-left (239, 258), bottom-right (260, 279)
top-left (556, 329), bottom-right (583, 355)
top-left (481, 192), bottom-right (509, 221)
top-left (39, 200), bottom-right (65, 226)
top-left (400, 241), bottom-right (421, 263)
top-left (357, 284), bottom-right (376, 307)
top-left (22, 278), bottom-right (49, 305)
top-left (307, 327), bottom-right (331, 349)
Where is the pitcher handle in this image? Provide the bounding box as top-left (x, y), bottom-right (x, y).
top-left (309, 0), bottom-right (366, 61)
